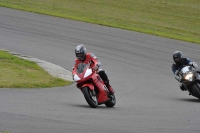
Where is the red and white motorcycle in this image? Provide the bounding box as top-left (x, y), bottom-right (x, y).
top-left (73, 63), bottom-right (116, 108)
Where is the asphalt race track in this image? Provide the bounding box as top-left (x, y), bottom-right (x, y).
top-left (0, 7), bottom-right (200, 133)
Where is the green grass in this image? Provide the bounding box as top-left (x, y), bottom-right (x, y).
top-left (0, 0), bottom-right (199, 44)
top-left (0, 50), bottom-right (72, 88)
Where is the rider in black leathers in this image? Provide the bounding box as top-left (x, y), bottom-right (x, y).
top-left (171, 51), bottom-right (200, 91)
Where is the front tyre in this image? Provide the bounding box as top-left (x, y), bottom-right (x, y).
top-left (105, 94), bottom-right (116, 107)
top-left (82, 87), bottom-right (98, 108)
top-left (191, 83), bottom-right (200, 99)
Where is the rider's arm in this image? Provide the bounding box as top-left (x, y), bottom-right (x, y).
top-left (172, 64), bottom-right (181, 82)
top-left (185, 58), bottom-right (192, 65)
top-left (90, 53), bottom-right (101, 68)
top-left (171, 64), bottom-right (178, 75)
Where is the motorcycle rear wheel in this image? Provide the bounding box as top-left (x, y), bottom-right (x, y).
top-left (105, 94), bottom-right (116, 107)
top-left (82, 87), bottom-right (98, 108)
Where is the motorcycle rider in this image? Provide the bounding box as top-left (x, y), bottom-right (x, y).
top-left (171, 51), bottom-right (200, 91)
top-left (72, 44), bottom-right (114, 95)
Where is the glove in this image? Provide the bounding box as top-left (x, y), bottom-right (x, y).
top-left (189, 62), bottom-right (194, 67)
top-left (175, 70), bottom-right (179, 75)
top-left (189, 62), bottom-right (198, 69)
top-left (175, 75), bottom-right (181, 82)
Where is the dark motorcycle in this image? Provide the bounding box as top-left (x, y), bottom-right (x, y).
top-left (176, 66), bottom-right (200, 99)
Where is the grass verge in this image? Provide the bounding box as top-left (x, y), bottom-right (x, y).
top-left (0, 50), bottom-right (72, 88)
top-left (0, 0), bottom-right (199, 44)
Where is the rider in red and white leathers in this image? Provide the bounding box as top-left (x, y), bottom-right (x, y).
top-left (72, 44), bottom-right (114, 94)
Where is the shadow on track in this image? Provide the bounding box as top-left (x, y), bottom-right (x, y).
top-left (176, 98), bottom-right (200, 103)
top-left (68, 103), bottom-right (117, 109)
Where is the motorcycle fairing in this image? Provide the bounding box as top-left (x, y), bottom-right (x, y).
top-left (81, 83), bottom-right (95, 91)
top-left (88, 74), bottom-right (109, 103)
top-left (179, 66), bottom-right (200, 97)
top-left (74, 74), bottom-right (81, 81)
top-left (75, 63), bottom-right (93, 82)
top-left (194, 73), bottom-right (200, 82)
top-left (90, 74), bottom-right (110, 103)
top-left (84, 69), bottom-right (92, 78)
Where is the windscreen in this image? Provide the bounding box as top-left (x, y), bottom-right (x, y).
top-left (180, 66), bottom-right (190, 74)
top-left (76, 63), bottom-right (90, 74)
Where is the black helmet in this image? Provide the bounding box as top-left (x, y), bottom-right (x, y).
top-left (173, 51), bottom-right (183, 64)
top-left (75, 44), bottom-right (87, 61)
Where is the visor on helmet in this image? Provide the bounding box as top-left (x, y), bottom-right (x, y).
top-left (174, 57), bottom-right (181, 62)
top-left (76, 53), bottom-right (84, 60)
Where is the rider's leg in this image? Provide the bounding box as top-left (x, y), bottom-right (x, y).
top-left (98, 70), bottom-right (114, 94)
top-left (98, 70), bottom-right (109, 84)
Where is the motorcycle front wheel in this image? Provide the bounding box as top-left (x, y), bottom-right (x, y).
top-left (191, 83), bottom-right (200, 99)
top-left (82, 87), bottom-right (98, 108)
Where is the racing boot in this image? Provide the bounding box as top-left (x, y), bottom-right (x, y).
top-left (105, 80), bottom-right (114, 95)
top-left (180, 84), bottom-right (191, 95)
top-left (98, 70), bottom-right (114, 94)
top-left (180, 84), bottom-right (186, 91)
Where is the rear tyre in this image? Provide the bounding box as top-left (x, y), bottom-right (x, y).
top-left (105, 94), bottom-right (116, 107)
top-left (82, 87), bottom-right (98, 108)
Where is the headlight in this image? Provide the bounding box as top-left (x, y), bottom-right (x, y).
top-left (73, 74), bottom-right (80, 81)
top-left (185, 73), bottom-right (193, 81)
top-left (84, 68), bottom-right (92, 78)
